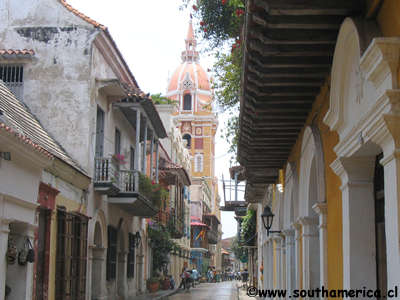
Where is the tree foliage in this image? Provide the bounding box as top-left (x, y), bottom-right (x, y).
top-left (231, 235), bottom-right (248, 263)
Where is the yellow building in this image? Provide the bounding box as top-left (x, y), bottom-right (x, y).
top-left (166, 21), bottom-right (221, 273)
top-left (238, 0), bottom-right (400, 298)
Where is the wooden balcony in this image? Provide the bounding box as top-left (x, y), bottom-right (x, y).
top-left (93, 157), bottom-right (120, 195)
top-left (207, 229), bottom-right (219, 245)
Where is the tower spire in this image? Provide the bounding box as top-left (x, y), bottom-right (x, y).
top-left (182, 18), bottom-right (199, 63)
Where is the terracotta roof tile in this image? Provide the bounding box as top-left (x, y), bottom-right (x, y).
top-left (0, 122), bottom-right (53, 159)
top-left (60, 0), bottom-right (107, 30)
top-left (0, 49), bottom-right (35, 56)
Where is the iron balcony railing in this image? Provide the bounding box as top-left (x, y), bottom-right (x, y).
top-left (94, 157), bottom-right (120, 195)
top-left (119, 170), bottom-right (139, 193)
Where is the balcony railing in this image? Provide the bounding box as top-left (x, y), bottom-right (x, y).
top-left (191, 238), bottom-right (208, 250)
top-left (94, 157), bottom-right (159, 217)
top-left (119, 170), bottom-right (138, 193)
top-left (94, 157), bottom-right (120, 195)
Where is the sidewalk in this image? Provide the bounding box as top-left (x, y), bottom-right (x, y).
top-left (237, 282), bottom-right (256, 300)
top-left (128, 288), bottom-right (179, 300)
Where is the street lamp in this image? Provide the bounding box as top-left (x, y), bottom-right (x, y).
top-left (261, 205), bottom-right (281, 236)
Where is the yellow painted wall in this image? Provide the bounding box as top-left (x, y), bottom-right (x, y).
top-left (286, 81), bottom-right (343, 294)
top-left (377, 0), bottom-right (400, 37)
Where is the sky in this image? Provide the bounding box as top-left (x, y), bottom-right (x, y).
top-left (67, 0), bottom-right (241, 239)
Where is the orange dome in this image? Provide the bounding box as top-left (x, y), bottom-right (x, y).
top-left (167, 62), bottom-right (211, 92)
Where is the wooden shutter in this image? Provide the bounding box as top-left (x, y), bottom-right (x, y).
top-left (95, 107), bottom-right (105, 157)
top-left (106, 226), bottom-right (117, 281)
top-left (127, 233), bottom-right (135, 278)
top-left (74, 216), bottom-right (88, 300)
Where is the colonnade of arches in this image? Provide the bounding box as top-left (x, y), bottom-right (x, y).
top-left (260, 16), bottom-right (400, 297)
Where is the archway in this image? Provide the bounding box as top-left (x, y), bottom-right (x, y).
top-left (283, 162), bottom-right (298, 291)
top-left (298, 126), bottom-right (326, 291)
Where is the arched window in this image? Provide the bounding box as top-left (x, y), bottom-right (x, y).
top-left (182, 134), bottom-right (191, 149)
top-left (194, 154), bottom-right (203, 172)
top-left (183, 94), bottom-right (192, 111)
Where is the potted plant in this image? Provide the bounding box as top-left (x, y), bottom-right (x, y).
top-left (161, 275), bottom-right (171, 290)
top-left (146, 276), bottom-right (160, 293)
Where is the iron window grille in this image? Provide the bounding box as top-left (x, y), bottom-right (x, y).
top-left (0, 65), bottom-right (24, 100)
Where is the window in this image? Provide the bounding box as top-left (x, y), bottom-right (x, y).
top-left (183, 94), bottom-right (192, 110)
top-left (115, 128), bottom-right (121, 154)
top-left (182, 134), bottom-right (191, 149)
top-left (0, 64), bottom-right (24, 99)
top-left (127, 233), bottom-right (136, 278)
top-left (95, 107), bottom-right (105, 157)
top-left (106, 226), bottom-right (117, 281)
top-left (194, 138), bottom-right (203, 149)
top-left (55, 210), bottom-right (88, 300)
top-left (194, 154), bottom-right (203, 172)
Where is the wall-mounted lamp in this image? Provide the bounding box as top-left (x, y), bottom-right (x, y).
top-left (0, 152), bottom-right (11, 161)
top-left (134, 231), bottom-right (141, 248)
top-left (261, 205), bottom-right (281, 236)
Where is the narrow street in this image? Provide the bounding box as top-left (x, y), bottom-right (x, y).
top-left (168, 281), bottom-right (238, 300)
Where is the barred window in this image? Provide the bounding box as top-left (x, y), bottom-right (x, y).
top-left (0, 65), bottom-right (24, 99)
top-left (127, 233), bottom-right (135, 278)
top-left (107, 226), bottom-right (117, 281)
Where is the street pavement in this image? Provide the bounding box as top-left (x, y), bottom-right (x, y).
top-left (168, 281), bottom-right (238, 300)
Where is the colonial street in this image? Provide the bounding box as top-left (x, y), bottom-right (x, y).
top-left (168, 282), bottom-right (239, 300)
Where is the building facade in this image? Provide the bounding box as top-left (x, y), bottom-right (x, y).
top-left (0, 1), bottom-right (167, 299)
top-left (165, 21), bottom-right (221, 275)
top-left (238, 0), bottom-right (400, 297)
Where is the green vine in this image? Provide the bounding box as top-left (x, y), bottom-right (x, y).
top-left (241, 209), bottom-right (256, 246)
top-left (139, 173), bottom-right (169, 208)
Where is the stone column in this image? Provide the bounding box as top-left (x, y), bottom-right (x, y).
top-left (272, 235), bottom-right (282, 290)
top-left (283, 229), bottom-right (295, 294)
top-left (117, 251), bottom-right (128, 299)
top-left (134, 110), bottom-right (141, 190)
top-left (331, 157), bottom-right (376, 292)
top-left (292, 221), bottom-right (302, 290)
top-left (0, 218), bottom-right (10, 300)
top-left (377, 115), bottom-right (400, 290)
top-left (90, 246), bottom-right (106, 300)
top-left (142, 120), bottom-right (148, 174)
top-left (299, 216), bottom-right (319, 291)
top-left (25, 224), bottom-right (36, 300)
top-left (313, 202), bottom-right (328, 294)
top-left (267, 239), bottom-right (274, 289)
top-left (155, 141), bottom-right (160, 183)
top-left (149, 133), bottom-right (155, 180)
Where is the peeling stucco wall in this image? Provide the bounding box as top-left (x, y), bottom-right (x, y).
top-left (0, 0), bottom-right (100, 172)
